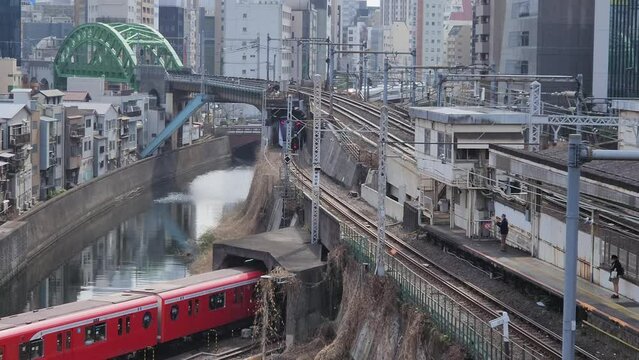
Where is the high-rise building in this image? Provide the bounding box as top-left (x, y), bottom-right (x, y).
top-left (159, 0), bottom-right (202, 70)
top-left (473, 0), bottom-right (594, 96)
top-left (80, 0), bottom-right (159, 29)
top-left (0, 0), bottom-right (22, 63)
top-left (593, 0), bottom-right (639, 98)
top-left (223, 0), bottom-right (292, 83)
top-left (444, 0), bottom-right (472, 67)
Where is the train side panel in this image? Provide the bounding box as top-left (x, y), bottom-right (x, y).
top-left (158, 270), bottom-right (262, 343)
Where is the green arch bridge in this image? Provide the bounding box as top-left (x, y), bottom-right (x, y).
top-left (54, 22), bottom-right (183, 89)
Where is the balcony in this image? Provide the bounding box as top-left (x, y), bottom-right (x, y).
top-left (124, 109), bottom-right (142, 118)
top-left (69, 126), bottom-right (85, 141)
top-left (476, 22), bottom-right (490, 36)
top-left (10, 133), bottom-right (31, 147)
top-left (476, 4), bottom-right (490, 17)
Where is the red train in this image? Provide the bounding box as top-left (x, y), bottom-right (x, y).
top-left (0, 267), bottom-right (264, 360)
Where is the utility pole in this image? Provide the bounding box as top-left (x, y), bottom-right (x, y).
top-left (329, 43), bottom-right (335, 116)
top-left (282, 95), bottom-right (293, 225)
top-left (266, 33), bottom-right (271, 81)
top-left (256, 34), bottom-right (261, 79)
top-left (528, 81), bottom-right (541, 151)
top-left (375, 57), bottom-right (390, 276)
top-left (411, 49), bottom-right (417, 106)
top-left (311, 74), bottom-right (322, 244)
top-left (562, 134), bottom-right (639, 359)
top-left (363, 55), bottom-right (369, 101)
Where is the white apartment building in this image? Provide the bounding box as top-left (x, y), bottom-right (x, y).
top-left (86, 0), bottom-right (159, 29)
top-left (419, 0), bottom-right (446, 68)
top-left (223, 0), bottom-right (292, 84)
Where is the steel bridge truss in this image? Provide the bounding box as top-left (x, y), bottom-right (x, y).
top-left (54, 22), bottom-right (183, 89)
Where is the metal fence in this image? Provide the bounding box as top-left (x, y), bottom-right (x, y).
top-left (340, 224), bottom-right (544, 360)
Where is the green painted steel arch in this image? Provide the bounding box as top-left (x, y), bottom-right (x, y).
top-left (54, 23), bottom-right (183, 89)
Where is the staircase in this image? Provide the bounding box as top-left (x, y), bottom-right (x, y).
top-left (140, 94), bottom-right (210, 158)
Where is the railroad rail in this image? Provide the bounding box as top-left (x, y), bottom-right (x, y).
top-left (298, 89), bottom-right (415, 160)
top-left (290, 161), bottom-right (597, 360)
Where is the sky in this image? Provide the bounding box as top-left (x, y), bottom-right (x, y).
top-left (368, 0), bottom-right (381, 6)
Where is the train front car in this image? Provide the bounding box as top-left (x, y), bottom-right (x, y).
top-left (134, 267), bottom-right (263, 343)
top-left (0, 293), bottom-right (159, 360)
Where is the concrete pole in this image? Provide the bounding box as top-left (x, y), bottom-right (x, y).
top-left (363, 55), bottom-right (369, 101)
top-left (375, 57), bottom-right (390, 277)
top-left (576, 73), bottom-right (583, 133)
top-left (561, 134), bottom-right (582, 360)
top-left (411, 49), bottom-right (417, 106)
top-left (266, 34), bottom-right (271, 81)
top-left (329, 44), bottom-right (335, 116)
top-left (437, 73), bottom-right (445, 106)
top-left (256, 34), bottom-right (261, 79)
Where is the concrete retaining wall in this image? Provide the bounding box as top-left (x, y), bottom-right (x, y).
top-left (0, 137), bottom-right (232, 286)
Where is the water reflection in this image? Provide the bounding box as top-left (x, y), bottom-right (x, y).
top-left (4, 166), bottom-right (254, 316)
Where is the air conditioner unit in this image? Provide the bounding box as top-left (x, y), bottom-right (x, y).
top-left (1, 200), bottom-right (9, 212)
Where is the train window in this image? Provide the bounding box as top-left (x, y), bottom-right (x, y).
top-left (66, 332), bottom-right (71, 349)
top-left (84, 323), bottom-right (106, 345)
top-left (209, 292), bottom-right (225, 310)
top-left (188, 300), bottom-right (193, 316)
top-left (126, 317), bottom-right (131, 334)
top-left (118, 318), bottom-right (123, 335)
top-left (234, 288), bottom-right (244, 304)
top-left (19, 339), bottom-right (43, 359)
top-left (170, 305), bottom-right (179, 320)
top-left (56, 334), bottom-right (62, 351)
top-left (142, 312), bottom-right (152, 329)
top-left (195, 299), bottom-right (199, 314)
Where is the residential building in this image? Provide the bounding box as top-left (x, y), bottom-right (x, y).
top-left (39, 115), bottom-right (64, 199)
top-left (159, 0), bottom-right (203, 70)
top-left (64, 106), bottom-right (94, 186)
top-left (381, 0), bottom-right (411, 26)
top-left (63, 103), bottom-right (119, 171)
top-left (0, 59), bottom-right (23, 94)
top-left (593, 0), bottom-right (639, 98)
top-left (444, 0), bottom-right (473, 67)
top-left (30, 37), bottom-right (66, 62)
top-left (416, 0), bottom-right (446, 69)
top-left (84, 0), bottom-right (159, 29)
top-left (222, 0), bottom-right (293, 84)
top-left (0, 0), bottom-right (21, 63)
top-left (472, 0), bottom-right (506, 69)
top-left (0, 103), bottom-right (34, 213)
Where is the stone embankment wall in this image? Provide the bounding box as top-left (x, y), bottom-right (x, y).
top-left (0, 137), bottom-right (232, 286)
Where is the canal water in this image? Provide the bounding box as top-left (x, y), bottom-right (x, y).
top-left (0, 166), bottom-right (254, 317)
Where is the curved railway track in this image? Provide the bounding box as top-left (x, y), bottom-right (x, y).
top-left (290, 161), bottom-right (597, 360)
top-left (297, 89), bottom-right (415, 160)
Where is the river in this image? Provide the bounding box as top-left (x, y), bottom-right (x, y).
top-left (0, 166), bottom-right (254, 317)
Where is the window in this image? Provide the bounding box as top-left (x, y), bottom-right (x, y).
top-left (242, 27), bottom-right (247, 32)
top-left (99, 146), bottom-right (105, 154)
top-left (243, 13), bottom-right (247, 18)
top-left (512, 1), bottom-right (533, 18)
top-left (118, 318), bottom-right (123, 335)
top-left (84, 323), bottom-right (106, 345)
top-left (85, 119), bottom-right (91, 128)
top-left (66, 332), bottom-right (71, 349)
top-left (170, 305), bottom-right (179, 320)
top-left (195, 299), bottom-right (200, 314)
top-left (423, 129), bottom-right (431, 155)
top-left (209, 292), bottom-right (225, 310)
top-left (437, 132), bottom-right (451, 162)
top-left (520, 31), bottom-right (529, 46)
top-left (56, 334), bottom-right (62, 352)
top-left (126, 317), bottom-right (130, 334)
top-left (19, 339), bottom-right (43, 359)
top-left (142, 312), bottom-right (152, 328)
top-left (188, 300), bottom-right (193, 316)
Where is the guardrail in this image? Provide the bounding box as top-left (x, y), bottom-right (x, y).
top-left (340, 224), bottom-right (542, 359)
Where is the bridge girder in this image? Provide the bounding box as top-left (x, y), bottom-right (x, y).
top-left (54, 23), bottom-right (183, 89)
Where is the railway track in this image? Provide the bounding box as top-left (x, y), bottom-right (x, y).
top-left (290, 161), bottom-right (598, 360)
top-left (297, 89), bottom-right (415, 160)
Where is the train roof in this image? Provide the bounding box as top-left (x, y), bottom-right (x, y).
top-left (133, 267), bottom-right (262, 295)
top-left (0, 293), bottom-right (148, 329)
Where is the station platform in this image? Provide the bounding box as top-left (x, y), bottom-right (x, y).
top-left (423, 224), bottom-right (639, 346)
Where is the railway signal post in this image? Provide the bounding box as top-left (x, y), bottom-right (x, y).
top-left (375, 57), bottom-right (390, 277)
top-left (562, 134), bottom-right (639, 359)
top-left (311, 74), bottom-right (323, 245)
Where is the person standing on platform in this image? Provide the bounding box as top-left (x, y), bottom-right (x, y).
top-left (610, 255), bottom-right (624, 299)
top-left (495, 214), bottom-right (509, 252)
